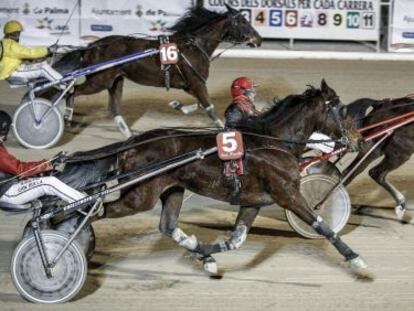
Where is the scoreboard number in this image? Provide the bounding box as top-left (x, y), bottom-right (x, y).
top-left (317, 12), bottom-right (328, 27)
top-left (285, 10), bottom-right (298, 27)
top-left (254, 10), bottom-right (267, 26)
top-left (361, 12), bottom-right (375, 29)
top-left (333, 13), bottom-right (343, 26)
top-left (346, 12), bottom-right (360, 29)
top-left (240, 9), bottom-right (252, 23)
top-left (269, 9), bottom-right (283, 27)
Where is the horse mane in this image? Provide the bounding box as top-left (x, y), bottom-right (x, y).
top-left (236, 86), bottom-right (322, 132)
top-left (169, 7), bottom-right (226, 36)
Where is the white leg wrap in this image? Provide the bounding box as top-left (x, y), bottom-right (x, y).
top-left (229, 225), bottom-right (247, 250)
top-left (172, 228), bottom-right (198, 251)
top-left (114, 115), bottom-right (132, 138)
top-left (181, 103), bottom-right (199, 114)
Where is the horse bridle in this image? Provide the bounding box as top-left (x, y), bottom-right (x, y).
top-left (188, 12), bottom-right (250, 58)
top-left (324, 96), bottom-right (352, 146)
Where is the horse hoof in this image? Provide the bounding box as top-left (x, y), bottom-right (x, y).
top-left (395, 205), bottom-right (405, 221)
top-left (203, 257), bottom-right (218, 275)
top-left (204, 261), bottom-right (218, 275)
top-left (348, 256), bottom-right (375, 280)
top-left (181, 103), bottom-right (199, 115)
top-left (395, 205), bottom-right (412, 224)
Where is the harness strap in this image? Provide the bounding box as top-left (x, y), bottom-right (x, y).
top-left (180, 51), bottom-right (207, 84)
top-left (174, 63), bottom-right (188, 86)
top-left (159, 35), bottom-right (172, 90)
top-left (65, 128), bottom-right (344, 164)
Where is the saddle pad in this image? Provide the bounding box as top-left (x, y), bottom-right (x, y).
top-left (216, 130), bottom-right (244, 160)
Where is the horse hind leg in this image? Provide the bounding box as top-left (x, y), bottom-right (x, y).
top-left (108, 76), bottom-right (132, 138)
top-left (368, 152), bottom-right (412, 223)
top-left (158, 187), bottom-right (219, 275)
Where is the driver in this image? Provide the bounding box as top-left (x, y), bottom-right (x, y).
top-left (0, 20), bottom-right (62, 85)
top-left (224, 76), bottom-right (260, 128)
top-left (0, 111), bottom-right (86, 208)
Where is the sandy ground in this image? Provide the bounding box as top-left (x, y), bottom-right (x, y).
top-left (0, 58), bottom-right (414, 310)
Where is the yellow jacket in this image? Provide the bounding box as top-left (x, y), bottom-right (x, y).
top-left (0, 38), bottom-right (48, 80)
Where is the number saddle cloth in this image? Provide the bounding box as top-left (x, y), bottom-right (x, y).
top-left (216, 130), bottom-right (246, 205)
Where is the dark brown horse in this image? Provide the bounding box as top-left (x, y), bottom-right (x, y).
top-left (43, 5), bottom-right (261, 137)
top-left (74, 80), bottom-right (368, 276)
top-left (342, 96), bottom-right (414, 221)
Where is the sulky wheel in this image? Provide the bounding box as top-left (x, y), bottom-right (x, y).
top-left (300, 158), bottom-right (342, 180)
top-left (286, 174), bottom-right (351, 239)
top-left (23, 217), bottom-right (96, 261)
top-left (13, 98), bottom-right (64, 149)
top-left (11, 230), bottom-right (87, 304)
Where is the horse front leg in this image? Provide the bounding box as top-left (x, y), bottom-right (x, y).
top-left (159, 187), bottom-right (223, 275)
top-left (186, 84), bottom-right (224, 128)
top-left (108, 76), bottom-right (131, 139)
top-left (283, 188), bottom-right (372, 278)
top-left (195, 206), bottom-right (260, 259)
top-left (64, 92), bottom-right (75, 127)
top-left (263, 164), bottom-right (374, 279)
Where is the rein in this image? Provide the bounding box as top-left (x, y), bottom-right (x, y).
top-left (65, 131), bottom-right (218, 163)
top-left (0, 155), bottom-right (60, 185)
top-left (241, 131), bottom-right (345, 146)
top-left (65, 127), bottom-right (345, 164)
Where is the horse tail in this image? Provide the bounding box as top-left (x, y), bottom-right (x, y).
top-left (55, 155), bottom-right (117, 190)
top-left (52, 49), bottom-right (85, 74)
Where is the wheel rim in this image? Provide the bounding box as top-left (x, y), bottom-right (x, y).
top-left (11, 230), bottom-right (87, 303)
top-left (286, 174), bottom-right (351, 239)
top-left (23, 219), bottom-right (95, 261)
top-left (13, 99), bottom-right (64, 149)
top-left (301, 159), bottom-right (342, 179)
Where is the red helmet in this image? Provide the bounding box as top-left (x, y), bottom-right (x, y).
top-left (230, 77), bottom-right (257, 98)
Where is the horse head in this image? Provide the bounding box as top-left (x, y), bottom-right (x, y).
top-left (318, 79), bottom-right (362, 151)
top-left (223, 4), bottom-right (262, 48)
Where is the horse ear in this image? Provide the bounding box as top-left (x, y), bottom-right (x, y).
top-left (224, 3), bottom-right (238, 15)
top-left (320, 78), bottom-right (328, 91)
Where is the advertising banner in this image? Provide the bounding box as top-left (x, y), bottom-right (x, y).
top-left (80, 0), bottom-right (193, 44)
top-left (205, 0), bottom-right (380, 41)
top-left (0, 0), bottom-right (80, 46)
top-left (389, 0), bottom-right (414, 52)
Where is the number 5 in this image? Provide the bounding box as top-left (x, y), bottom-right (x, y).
top-left (222, 132), bottom-right (238, 152)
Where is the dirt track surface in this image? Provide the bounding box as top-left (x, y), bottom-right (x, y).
top-left (1, 58), bottom-right (414, 310)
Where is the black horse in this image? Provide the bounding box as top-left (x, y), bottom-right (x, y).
top-left (342, 96), bottom-right (414, 221)
top-left (39, 5), bottom-right (261, 137)
top-left (58, 81), bottom-right (368, 277)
